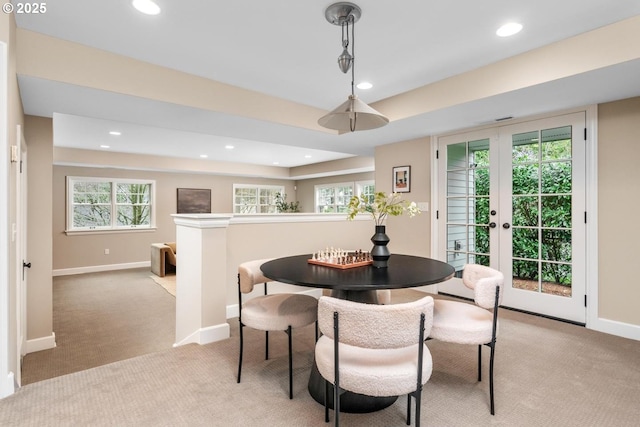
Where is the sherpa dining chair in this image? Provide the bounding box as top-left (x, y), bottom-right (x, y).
top-left (315, 295), bottom-right (435, 426)
top-left (237, 259), bottom-right (318, 399)
top-left (428, 264), bottom-right (503, 415)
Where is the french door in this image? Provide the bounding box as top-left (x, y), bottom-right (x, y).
top-left (437, 113), bottom-right (586, 323)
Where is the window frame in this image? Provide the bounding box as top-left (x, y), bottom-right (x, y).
top-left (232, 184), bottom-right (285, 214)
top-left (314, 180), bottom-right (374, 213)
top-left (66, 176), bottom-right (156, 234)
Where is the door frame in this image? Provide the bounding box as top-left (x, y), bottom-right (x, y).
top-left (431, 106), bottom-right (599, 329)
top-left (15, 125), bottom-right (27, 385)
top-left (497, 112), bottom-right (586, 323)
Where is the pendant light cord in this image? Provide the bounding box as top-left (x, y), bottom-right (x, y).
top-left (350, 14), bottom-right (356, 131)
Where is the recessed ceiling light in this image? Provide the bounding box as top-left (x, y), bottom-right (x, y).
top-left (304, 155), bottom-right (312, 159)
top-left (272, 161), bottom-right (279, 165)
top-left (357, 82), bottom-right (373, 90)
top-left (199, 154), bottom-right (208, 158)
top-left (132, 0), bottom-right (161, 15)
top-left (109, 131), bottom-right (121, 136)
top-left (496, 22), bottom-right (523, 37)
top-left (225, 145), bottom-right (234, 150)
top-left (100, 145), bottom-right (110, 149)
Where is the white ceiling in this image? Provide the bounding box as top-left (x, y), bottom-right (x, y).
top-left (13, 0), bottom-right (640, 168)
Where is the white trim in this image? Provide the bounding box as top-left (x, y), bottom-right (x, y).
top-left (173, 322), bottom-right (230, 347)
top-left (172, 213), bottom-right (233, 229)
top-left (65, 227), bottom-right (157, 236)
top-left (590, 317), bottom-right (640, 341)
top-left (24, 333), bottom-right (56, 354)
top-left (584, 104), bottom-right (600, 332)
top-left (53, 261), bottom-right (150, 277)
top-left (230, 212), bottom-right (369, 224)
top-left (0, 41), bottom-right (14, 398)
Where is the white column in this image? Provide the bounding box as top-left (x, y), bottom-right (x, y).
top-left (172, 214), bottom-right (232, 347)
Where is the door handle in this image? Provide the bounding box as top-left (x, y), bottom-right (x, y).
top-left (502, 223), bottom-right (511, 229)
top-left (22, 261), bottom-right (31, 281)
top-left (489, 222), bottom-right (497, 228)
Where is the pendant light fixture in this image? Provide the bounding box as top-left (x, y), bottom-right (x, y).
top-left (318, 2), bottom-right (389, 133)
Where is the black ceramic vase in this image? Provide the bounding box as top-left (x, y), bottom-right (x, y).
top-left (371, 225), bottom-right (390, 268)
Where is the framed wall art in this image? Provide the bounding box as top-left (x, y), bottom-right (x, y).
top-left (392, 166), bottom-right (411, 193)
top-left (176, 188), bottom-right (211, 213)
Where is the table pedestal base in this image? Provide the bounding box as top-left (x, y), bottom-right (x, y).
top-left (308, 359), bottom-right (397, 413)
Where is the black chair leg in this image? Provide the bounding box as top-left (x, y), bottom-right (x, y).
top-left (237, 323), bottom-right (244, 383)
top-left (415, 390), bottom-right (422, 427)
top-left (477, 344), bottom-right (482, 382)
top-left (265, 331), bottom-right (269, 360)
top-left (287, 326), bottom-right (293, 399)
top-left (406, 394), bottom-right (412, 426)
top-left (489, 342), bottom-right (496, 415)
top-left (334, 383), bottom-right (340, 427)
top-left (324, 380), bottom-right (330, 423)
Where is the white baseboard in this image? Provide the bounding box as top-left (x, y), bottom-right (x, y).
top-left (53, 262), bottom-right (150, 276)
top-left (25, 332), bottom-right (56, 354)
top-left (173, 322), bottom-right (230, 347)
top-left (590, 317), bottom-right (640, 341)
top-left (0, 372), bottom-right (16, 399)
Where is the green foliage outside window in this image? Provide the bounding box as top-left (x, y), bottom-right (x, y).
top-left (473, 140), bottom-right (572, 286)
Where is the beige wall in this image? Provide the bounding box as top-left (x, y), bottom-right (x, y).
top-left (374, 137), bottom-right (432, 257)
top-left (598, 97), bottom-right (640, 325)
top-left (52, 166), bottom-right (295, 271)
top-left (226, 217), bottom-right (372, 306)
top-left (295, 172), bottom-right (374, 213)
top-left (24, 116), bottom-right (52, 341)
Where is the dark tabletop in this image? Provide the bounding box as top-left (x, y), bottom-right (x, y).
top-left (260, 254), bottom-right (455, 291)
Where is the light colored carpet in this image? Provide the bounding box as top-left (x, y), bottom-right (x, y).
top-left (150, 273), bottom-right (176, 297)
top-left (8, 271), bottom-right (640, 426)
top-left (20, 268), bottom-right (176, 385)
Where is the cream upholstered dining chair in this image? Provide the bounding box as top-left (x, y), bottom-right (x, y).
top-left (236, 259), bottom-right (318, 399)
top-left (428, 264), bottom-right (503, 415)
top-left (315, 295), bottom-right (434, 426)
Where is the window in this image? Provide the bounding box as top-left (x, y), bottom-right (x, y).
top-left (356, 180), bottom-right (376, 204)
top-left (233, 184), bottom-right (284, 213)
top-left (67, 177), bottom-right (155, 232)
top-left (315, 181), bottom-right (374, 213)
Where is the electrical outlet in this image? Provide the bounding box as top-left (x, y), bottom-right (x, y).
top-left (104, 249), bottom-right (110, 255)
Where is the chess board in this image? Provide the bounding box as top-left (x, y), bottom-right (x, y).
top-left (307, 258), bottom-right (372, 269)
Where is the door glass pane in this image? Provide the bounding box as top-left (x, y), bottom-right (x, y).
top-left (447, 170), bottom-right (467, 196)
top-left (511, 126), bottom-right (573, 297)
top-left (512, 164), bottom-right (539, 194)
top-left (542, 262), bottom-right (572, 295)
top-left (512, 259), bottom-right (540, 292)
top-left (445, 139), bottom-right (490, 275)
top-left (541, 126), bottom-right (571, 161)
top-left (541, 162), bottom-right (572, 193)
top-left (512, 131), bottom-right (539, 163)
top-left (541, 195), bottom-right (571, 228)
top-left (471, 225), bottom-right (490, 254)
top-left (512, 228), bottom-right (538, 259)
top-left (512, 196), bottom-right (539, 227)
top-left (447, 197), bottom-right (467, 222)
top-left (471, 197), bottom-right (489, 224)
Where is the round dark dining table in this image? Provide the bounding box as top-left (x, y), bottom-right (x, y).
top-left (260, 253), bottom-right (455, 413)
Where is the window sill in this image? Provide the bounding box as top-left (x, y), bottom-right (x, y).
top-left (64, 227), bottom-right (157, 236)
